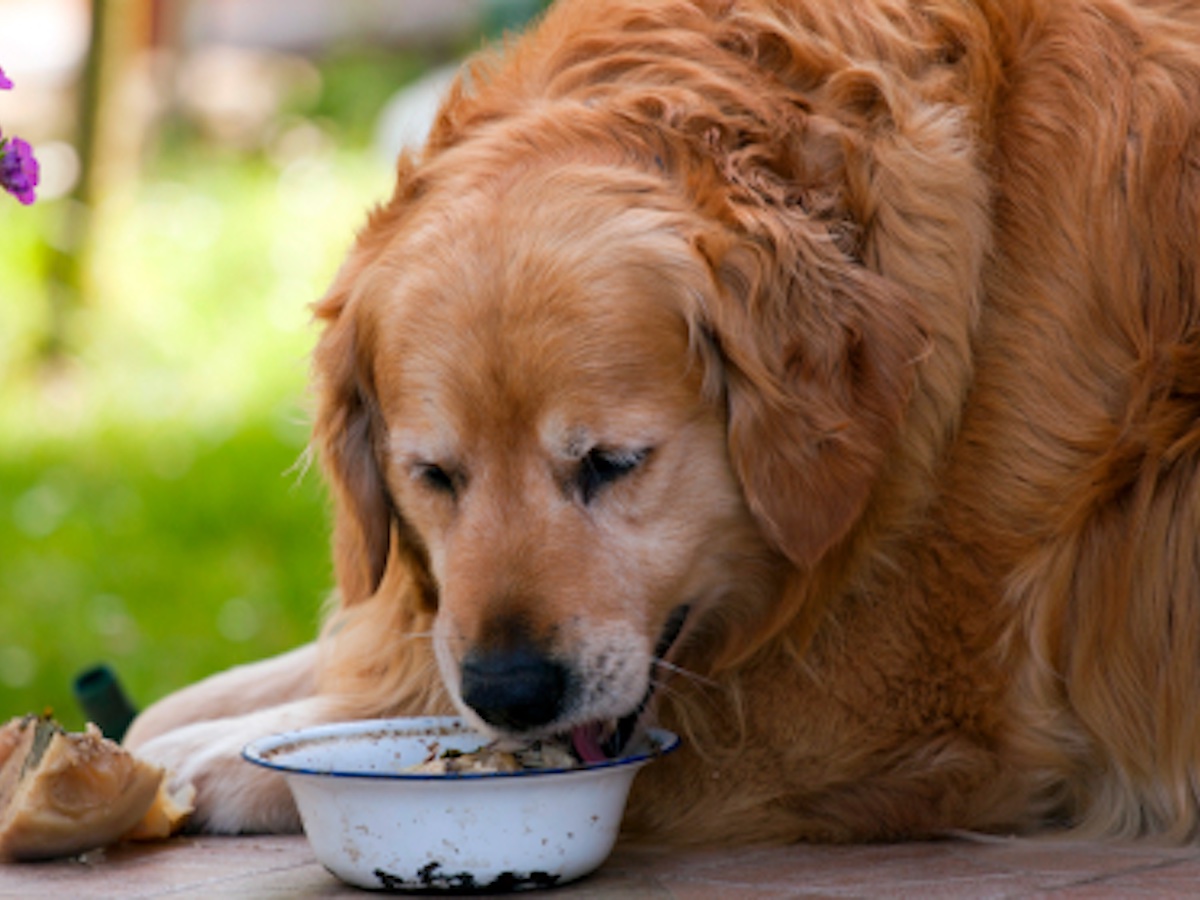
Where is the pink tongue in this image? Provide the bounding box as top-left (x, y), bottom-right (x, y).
top-left (571, 723), bottom-right (609, 764)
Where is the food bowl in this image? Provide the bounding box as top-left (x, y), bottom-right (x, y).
top-left (242, 716), bottom-right (679, 892)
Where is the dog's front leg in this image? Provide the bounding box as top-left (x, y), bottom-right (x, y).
top-left (131, 695), bottom-right (351, 834)
top-left (124, 643), bottom-right (317, 750)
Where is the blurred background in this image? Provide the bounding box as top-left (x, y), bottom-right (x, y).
top-left (0, 0), bottom-right (547, 731)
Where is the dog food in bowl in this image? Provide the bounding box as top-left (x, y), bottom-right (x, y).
top-left (242, 716), bottom-right (678, 892)
top-left (403, 739), bottom-right (578, 774)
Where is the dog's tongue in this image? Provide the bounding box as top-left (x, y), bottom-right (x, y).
top-left (570, 722), bottom-right (609, 764)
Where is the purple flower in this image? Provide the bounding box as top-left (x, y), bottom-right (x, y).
top-left (0, 136), bottom-right (39, 205)
top-left (1, 64), bottom-right (38, 204)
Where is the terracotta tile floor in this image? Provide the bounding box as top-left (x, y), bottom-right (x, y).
top-left (3, 834), bottom-right (1200, 898)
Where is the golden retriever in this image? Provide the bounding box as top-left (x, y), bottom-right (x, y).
top-left (125, 0), bottom-right (1200, 844)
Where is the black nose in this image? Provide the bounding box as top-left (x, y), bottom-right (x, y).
top-left (460, 645), bottom-right (572, 732)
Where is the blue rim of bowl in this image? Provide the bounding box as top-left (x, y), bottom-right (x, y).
top-left (241, 716), bottom-right (681, 781)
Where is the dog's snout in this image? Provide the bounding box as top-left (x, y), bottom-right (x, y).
top-left (460, 645), bottom-right (572, 732)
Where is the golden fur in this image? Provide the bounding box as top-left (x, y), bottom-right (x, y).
top-left (126, 0), bottom-right (1200, 844)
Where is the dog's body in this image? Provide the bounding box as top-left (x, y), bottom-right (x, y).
top-left (126, 0), bottom-right (1200, 844)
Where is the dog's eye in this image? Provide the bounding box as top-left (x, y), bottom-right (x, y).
top-left (578, 447), bottom-right (649, 504)
top-left (414, 463), bottom-right (458, 497)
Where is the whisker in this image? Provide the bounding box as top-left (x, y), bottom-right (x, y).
top-left (398, 630), bottom-right (436, 641)
top-left (284, 444), bottom-right (317, 490)
top-left (651, 656), bottom-right (718, 688)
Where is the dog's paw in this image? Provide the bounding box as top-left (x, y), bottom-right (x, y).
top-left (134, 718), bottom-right (301, 834)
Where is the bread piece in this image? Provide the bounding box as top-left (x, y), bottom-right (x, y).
top-left (123, 777), bottom-right (196, 842)
top-left (0, 715), bottom-right (175, 861)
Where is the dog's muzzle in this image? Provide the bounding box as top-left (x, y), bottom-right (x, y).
top-left (579, 603), bottom-right (690, 760)
top-left (459, 605), bottom-right (690, 761)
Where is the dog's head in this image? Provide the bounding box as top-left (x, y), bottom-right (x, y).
top-left (312, 98), bottom-right (925, 753)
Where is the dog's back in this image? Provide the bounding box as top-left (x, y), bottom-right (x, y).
top-left (962, 0), bottom-right (1200, 841)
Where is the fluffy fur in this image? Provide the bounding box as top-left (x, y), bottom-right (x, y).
top-left (126, 0), bottom-right (1200, 845)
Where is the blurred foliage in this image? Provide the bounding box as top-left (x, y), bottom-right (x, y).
top-left (0, 45), bottom-right (420, 729)
top-left (304, 46), bottom-right (432, 145)
top-left (0, 423), bottom-right (331, 731)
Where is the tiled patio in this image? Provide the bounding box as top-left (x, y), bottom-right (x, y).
top-left (3, 833), bottom-right (1200, 898)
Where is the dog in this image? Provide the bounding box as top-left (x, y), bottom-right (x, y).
top-left (125, 0), bottom-right (1200, 844)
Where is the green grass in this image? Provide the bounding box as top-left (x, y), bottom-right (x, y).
top-left (0, 145), bottom-right (393, 731)
top-left (0, 423), bottom-right (331, 730)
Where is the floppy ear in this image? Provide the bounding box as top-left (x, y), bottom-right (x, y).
top-left (651, 68), bottom-right (931, 569)
top-left (696, 227), bottom-right (927, 570)
top-left (311, 280), bottom-right (394, 605)
top-left (312, 284), bottom-right (441, 609)
top-left (311, 160), bottom-right (437, 607)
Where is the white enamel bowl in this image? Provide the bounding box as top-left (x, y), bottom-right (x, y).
top-left (242, 716), bottom-right (679, 892)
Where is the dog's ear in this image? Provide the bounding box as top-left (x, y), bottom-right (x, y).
top-left (311, 161), bottom-right (437, 606)
top-left (312, 276), bottom-right (395, 605)
top-left (658, 76), bottom-right (930, 569)
top-left (695, 225), bottom-right (927, 570)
